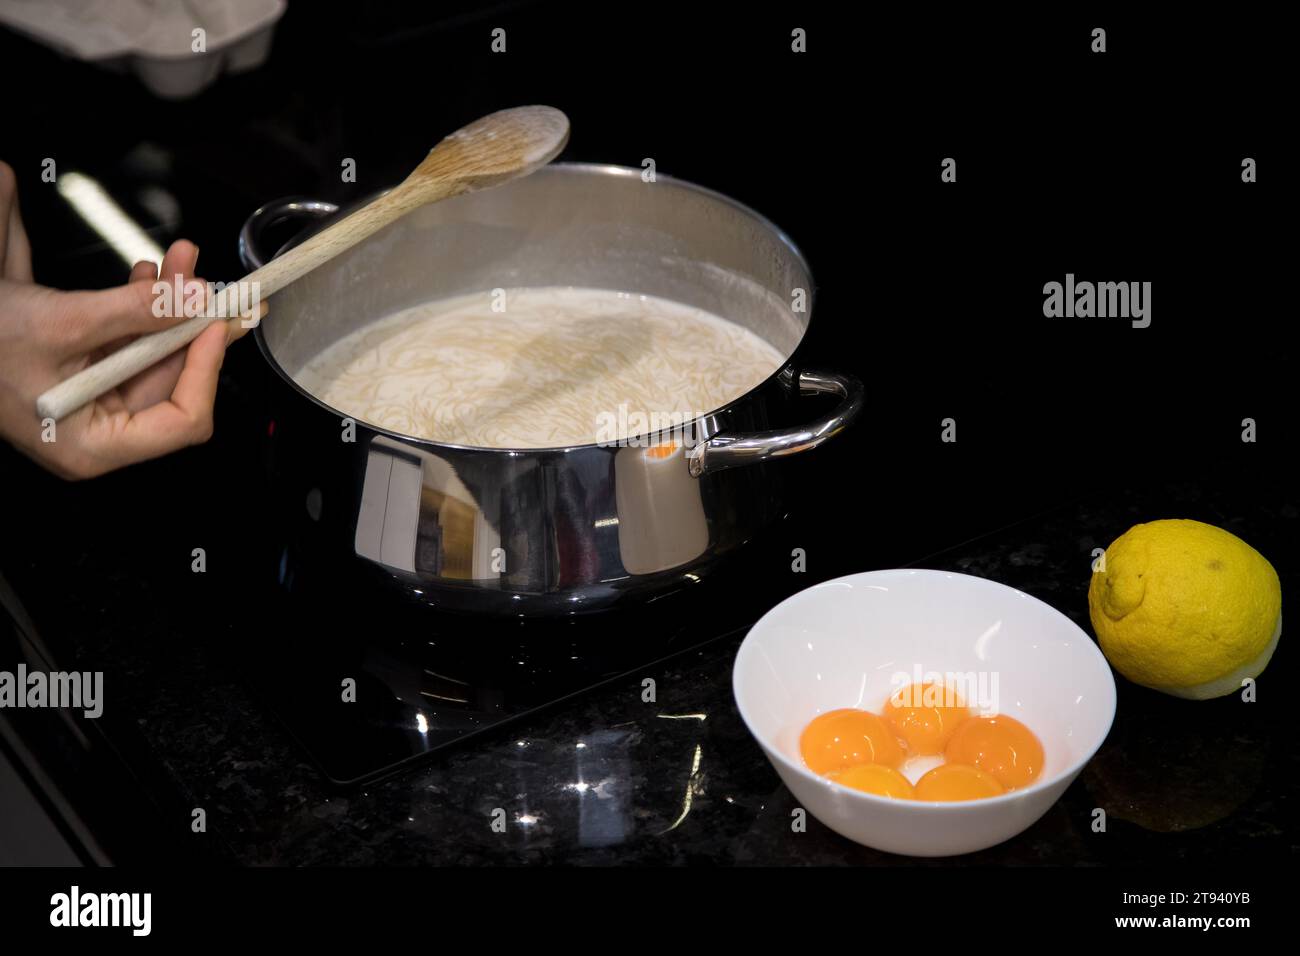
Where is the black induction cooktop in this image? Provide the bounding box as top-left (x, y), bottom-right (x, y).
top-left (237, 517), bottom-right (803, 786)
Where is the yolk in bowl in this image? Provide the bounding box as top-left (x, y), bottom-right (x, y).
top-left (914, 763), bottom-right (1005, 802)
top-left (881, 681), bottom-right (970, 755)
top-left (944, 714), bottom-right (1044, 790)
top-left (799, 708), bottom-right (904, 775)
top-left (829, 764), bottom-right (915, 799)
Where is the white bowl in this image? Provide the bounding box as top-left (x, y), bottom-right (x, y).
top-left (733, 569), bottom-right (1117, 857)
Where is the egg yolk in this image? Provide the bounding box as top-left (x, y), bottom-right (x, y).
top-left (944, 714), bottom-right (1044, 790)
top-left (829, 764), bottom-right (915, 799)
top-left (914, 763), bottom-right (1006, 802)
top-left (799, 708), bottom-right (904, 775)
top-left (881, 681), bottom-right (970, 755)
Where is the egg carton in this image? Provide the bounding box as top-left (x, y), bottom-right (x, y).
top-left (0, 0), bottom-right (287, 99)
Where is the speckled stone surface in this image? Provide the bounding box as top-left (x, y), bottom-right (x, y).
top-left (7, 471), bottom-right (1291, 866)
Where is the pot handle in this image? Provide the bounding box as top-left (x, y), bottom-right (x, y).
top-left (238, 196), bottom-right (340, 270)
top-left (686, 368), bottom-right (864, 477)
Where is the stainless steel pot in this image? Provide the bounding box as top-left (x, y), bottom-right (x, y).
top-left (239, 164), bottom-right (862, 615)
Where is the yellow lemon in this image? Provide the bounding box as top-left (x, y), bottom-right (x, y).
top-left (1088, 519), bottom-right (1281, 699)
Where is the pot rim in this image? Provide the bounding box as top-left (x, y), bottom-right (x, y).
top-left (252, 161), bottom-right (816, 455)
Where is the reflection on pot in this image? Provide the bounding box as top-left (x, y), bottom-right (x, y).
top-left (354, 434), bottom-right (714, 587)
top-left (354, 436), bottom-right (500, 579)
top-left (614, 440), bottom-right (709, 575)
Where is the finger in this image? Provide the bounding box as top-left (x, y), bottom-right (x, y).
top-left (158, 239), bottom-right (199, 284)
top-left (167, 321), bottom-right (226, 422)
top-left (0, 160), bottom-right (15, 271)
top-left (90, 321), bottom-right (227, 467)
top-left (227, 299), bottom-right (267, 343)
top-left (6, 197), bottom-right (33, 283)
top-left (127, 259), bottom-right (158, 285)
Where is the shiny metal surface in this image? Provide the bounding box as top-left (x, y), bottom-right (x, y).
top-left (237, 197), bottom-right (339, 271)
top-left (244, 164), bottom-right (862, 614)
top-left (686, 368), bottom-right (865, 477)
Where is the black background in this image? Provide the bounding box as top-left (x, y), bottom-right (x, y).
top-left (1, 2), bottom-right (1290, 557)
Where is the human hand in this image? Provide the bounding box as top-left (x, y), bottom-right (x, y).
top-left (0, 160), bottom-right (258, 479)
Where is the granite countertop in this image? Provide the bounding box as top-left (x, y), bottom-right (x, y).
top-left (7, 465), bottom-right (1290, 866)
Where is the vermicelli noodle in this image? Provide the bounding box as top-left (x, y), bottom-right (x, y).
top-left (294, 286), bottom-right (786, 448)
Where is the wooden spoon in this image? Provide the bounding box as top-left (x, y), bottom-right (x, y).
top-left (36, 105), bottom-right (570, 422)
